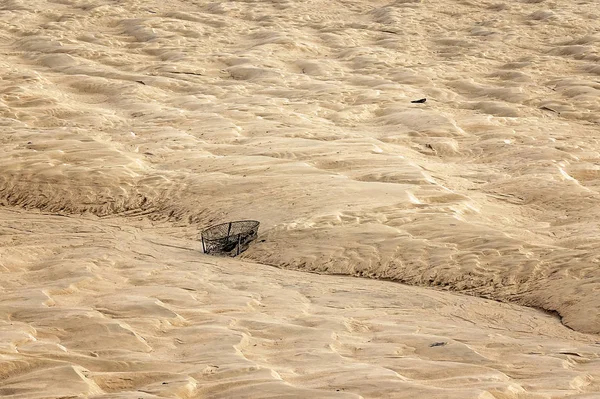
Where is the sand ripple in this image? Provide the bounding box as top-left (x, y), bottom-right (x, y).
top-left (0, 209), bottom-right (599, 398)
top-left (1, 0), bottom-right (600, 396)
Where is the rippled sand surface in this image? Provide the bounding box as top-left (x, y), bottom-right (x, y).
top-left (1, 0), bottom-right (599, 397)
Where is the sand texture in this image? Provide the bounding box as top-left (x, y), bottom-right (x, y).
top-left (1, 209), bottom-right (599, 398)
top-left (0, 0), bottom-right (600, 397)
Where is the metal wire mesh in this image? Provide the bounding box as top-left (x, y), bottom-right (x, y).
top-left (201, 220), bottom-right (260, 256)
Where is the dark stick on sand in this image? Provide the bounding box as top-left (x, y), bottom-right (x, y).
top-left (540, 106), bottom-right (559, 114)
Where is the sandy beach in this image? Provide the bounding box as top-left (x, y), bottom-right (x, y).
top-left (0, 0), bottom-right (599, 397)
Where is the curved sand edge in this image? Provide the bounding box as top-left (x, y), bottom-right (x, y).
top-left (0, 208), bottom-right (599, 398)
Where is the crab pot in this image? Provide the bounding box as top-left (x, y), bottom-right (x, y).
top-left (201, 220), bottom-right (260, 256)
